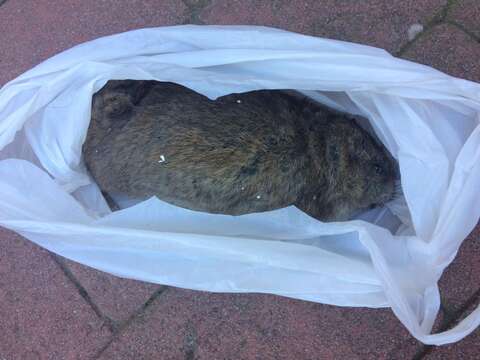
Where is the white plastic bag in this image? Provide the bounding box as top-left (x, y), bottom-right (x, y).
top-left (0, 25), bottom-right (479, 345)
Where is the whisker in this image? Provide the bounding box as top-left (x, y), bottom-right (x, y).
top-left (393, 180), bottom-right (404, 200)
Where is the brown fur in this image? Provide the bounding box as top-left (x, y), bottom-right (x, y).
top-left (83, 80), bottom-right (398, 221)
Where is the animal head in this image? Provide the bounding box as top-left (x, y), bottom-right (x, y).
top-left (316, 117), bottom-right (398, 220)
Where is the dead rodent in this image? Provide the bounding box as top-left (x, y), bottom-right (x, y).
top-left (83, 80), bottom-right (399, 222)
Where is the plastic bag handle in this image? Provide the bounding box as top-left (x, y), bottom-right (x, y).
top-left (421, 303), bottom-right (480, 345)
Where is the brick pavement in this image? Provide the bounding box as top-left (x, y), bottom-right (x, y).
top-left (0, 0), bottom-right (479, 358)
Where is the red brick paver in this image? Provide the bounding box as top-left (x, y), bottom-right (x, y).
top-left (0, 0), bottom-right (187, 85)
top-left (437, 227), bottom-right (480, 314)
top-left (403, 23), bottom-right (480, 82)
top-left (59, 258), bottom-right (161, 323)
top-left (98, 288), bottom-right (419, 360)
top-left (0, 228), bottom-right (111, 359)
top-left (200, 0), bottom-right (447, 53)
top-left (449, 0), bottom-right (480, 39)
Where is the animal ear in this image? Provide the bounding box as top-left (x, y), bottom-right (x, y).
top-left (103, 93), bottom-right (133, 117)
top-left (129, 80), bottom-right (155, 105)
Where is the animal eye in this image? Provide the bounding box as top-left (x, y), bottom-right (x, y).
top-left (374, 164), bottom-right (384, 175)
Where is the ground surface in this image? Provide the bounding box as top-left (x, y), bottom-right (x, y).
top-left (0, 0), bottom-right (479, 359)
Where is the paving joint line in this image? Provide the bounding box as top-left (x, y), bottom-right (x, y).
top-left (93, 286), bottom-right (169, 359)
top-left (447, 20), bottom-right (480, 43)
top-left (396, 0), bottom-right (456, 57)
top-left (412, 288), bottom-right (480, 359)
top-left (442, 0), bottom-right (459, 19)
top-left (395, 23), bottom-right (439, 57)
top-left (183, 321), bottom-right (198, 360)
top-left (181, 0), bottom-right (213, 25)
top-left (50, 254), bottom-right (117, 332)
